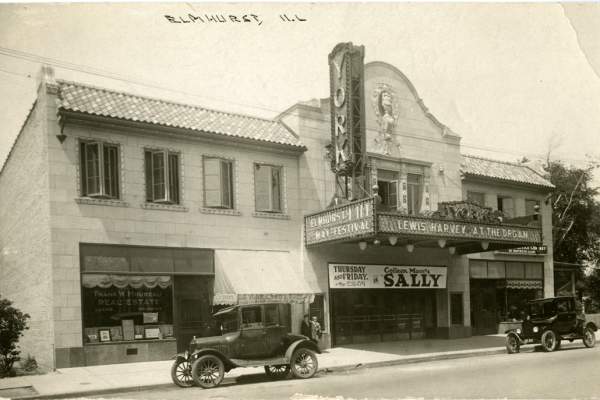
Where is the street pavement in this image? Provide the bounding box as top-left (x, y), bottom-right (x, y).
top-left (89, 341), bottom-right (600, 400)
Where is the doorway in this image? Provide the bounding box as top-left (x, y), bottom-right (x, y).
top-left (470, 280), bottom-right (499, 335)
top-left (173, 275), bottom-right (215, 351)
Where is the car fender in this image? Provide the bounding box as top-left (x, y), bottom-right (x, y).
top-left (172, 353), bottom-right (188, 362)
top-left (190, 348), bottom-right (233, 369)
top-left (585, 321), bottom-right (598, 332)
top-left (505, 330), bottom-right (524, 344)
top-left (285, 339), bottom-right (321, 361)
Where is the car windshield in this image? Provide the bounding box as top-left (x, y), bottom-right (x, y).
top-left (528, 300), bottom-right (556, 318)
top-left (213, 308), bottom-right (239, 334)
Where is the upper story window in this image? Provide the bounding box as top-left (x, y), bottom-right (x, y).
top-left (525, 199), bottom-right (540, 216)
top-left (80, 141), bottom-right (120, 199)
top-left (203, 157), bottom-right (234, 209)
top-left (144, 150), bottom-right (180, 204)
top-left (497, 196), bottom-right (514, 218)
top-left (467, 191), bottom-right (485, 206)
top-left (406, 173), bottom-right (422, 215)
top-left (377, 169), bottom-right (398, 211)
top-left (254, 163), bottom-right (282, 213)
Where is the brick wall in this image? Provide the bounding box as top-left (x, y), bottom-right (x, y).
top-left (0, 86), bottom-right (54, 370)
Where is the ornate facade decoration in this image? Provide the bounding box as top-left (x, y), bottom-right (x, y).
top-left (371, 83), bottom-right (400, 155)
top-left (431, 201), bottom-right (506, 224)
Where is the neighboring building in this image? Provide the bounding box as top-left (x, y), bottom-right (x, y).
top-left (0, 55), bottom-right (554, 368)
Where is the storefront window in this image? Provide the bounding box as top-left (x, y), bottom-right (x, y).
top-left (82, 275), bottom-right (173, 342)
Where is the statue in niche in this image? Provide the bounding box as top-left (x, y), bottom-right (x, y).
top-left (372, 84), bottom-right (400, 155)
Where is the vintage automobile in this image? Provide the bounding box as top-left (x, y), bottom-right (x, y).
top-left (170, 303), bottom-right (320, 388)
top-left (505, 296), bottom-right (598, 353)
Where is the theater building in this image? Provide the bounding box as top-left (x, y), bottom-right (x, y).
top-left (0, 44), bottom-right (554, 368)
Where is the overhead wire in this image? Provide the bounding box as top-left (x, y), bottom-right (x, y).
top-left (0, 46), bottom-right (598, 166)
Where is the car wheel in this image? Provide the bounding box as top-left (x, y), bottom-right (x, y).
top-left (506, 334), bottom-right (520, 354)
top-left (541, 330), bottom-right (558, 352)
top-left (170, 358), bottom-right (194, 388)
top-left (290, 348), bottom-right (319, 379)
top-left (583, 327), bottom-right (596, 348)
top-left (191, 355), bottom-right (225, 388)
top-left (264, 364), bottom-right (291, 380)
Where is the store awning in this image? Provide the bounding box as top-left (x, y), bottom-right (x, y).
top-left (497, 279), bottom-right (543, 290)
top-left (213, 250), bottom-right (315, 305)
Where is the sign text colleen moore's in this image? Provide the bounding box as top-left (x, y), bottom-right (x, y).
top-left (329, 264), bottom-right (447, 289)
top-left (305, 198), bottom-right (375, 246)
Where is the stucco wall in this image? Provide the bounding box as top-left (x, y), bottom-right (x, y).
top-left (45, 101), bottom-right (305, 355)
top-left (0, 86), bottom-right (54, 369)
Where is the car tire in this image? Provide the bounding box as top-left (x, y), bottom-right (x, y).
top-left (191, 354), bottom-right (225, 388)
top-left (541, 330), bottom-right (558, 352)
top-left (506, 334), bottom-right (520, 354)
top-left (265, 364), bottom-right (291, 380)
top-left (290, 348), bottom-right (319, 379)
top-left (583, 327), bottom-right (596, 348)
top-left (170, 358), bottom-right (194, 388)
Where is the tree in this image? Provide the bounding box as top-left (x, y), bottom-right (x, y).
top-left (0, 296), bottom-right (30, 377)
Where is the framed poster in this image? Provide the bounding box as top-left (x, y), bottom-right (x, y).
top-left (99, 329), bottom-right (111, 342)
top-left (144, 327), bottom-right (160, 339)
top-left (143, 312), bottom-right (158, 324)
top-left (122, 319), bottom-right (135, 341)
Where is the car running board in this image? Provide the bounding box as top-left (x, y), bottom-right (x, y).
top-left (229, 357), bottom-right (288, 368)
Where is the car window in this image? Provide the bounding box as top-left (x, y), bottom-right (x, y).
top-left (556, 299), bottom-right (570, 313)
top-left (241, 306), bottom-right (263, 329)
top-left (265, 305), bottom-right (279, 326)
top-left (219, 312), bottom-right (239, 334)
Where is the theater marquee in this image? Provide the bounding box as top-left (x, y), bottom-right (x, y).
top-left (305, 198), bottom-right (375, 246)
top-left (329, 264), bottom-right (447, 289)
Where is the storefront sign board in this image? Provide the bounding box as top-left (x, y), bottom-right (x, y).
top-left (305, 198), bottom-right (375, 246)
top-left (329, 263), bottom-right (447, 289)
top-left (378, 214), bottom-right (542, 244)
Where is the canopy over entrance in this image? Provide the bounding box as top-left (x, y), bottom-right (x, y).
top-left (213, 250), bottom-right (315, 305)
top-left (304, 197), bottom-right (544, 255)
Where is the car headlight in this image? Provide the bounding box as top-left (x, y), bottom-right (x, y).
top-left (533, 326), bottom-right (539, 333)
top-left (516, 328), bottom-right (521, 334)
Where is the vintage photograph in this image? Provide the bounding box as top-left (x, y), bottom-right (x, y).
top-left (0, 2), bottom-right (599, 399)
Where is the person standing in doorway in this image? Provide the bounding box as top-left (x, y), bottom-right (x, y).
top-left (311, 316), bottom-right (322, 345)
top-left (301, 314), bottom-right (312, 339)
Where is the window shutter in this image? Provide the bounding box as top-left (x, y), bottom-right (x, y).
top-left (152, 151), bottom-right (166, 201)
top-left (84, 142), bottom-right (101, 196)
top-left (254, 164), bottom-right (270, 211)
top-left (389, 181), bottom-right (398, 210)
top-left (103, 145), bottom-right (119, 198)
top-left (203, 157), bottom-right (222, 207)
top-left (168, 153), bottom-right (179, 204)
top-left (271, 167), bottom-right (281, 211)
top-left (220, 160), bottom-right (232, 208)
top-left (80, 142), bottom-right (88, 195)
top-left (503, 198), bottom-right (515, 218)
top-left (145, 151), bottom-right (153, 202)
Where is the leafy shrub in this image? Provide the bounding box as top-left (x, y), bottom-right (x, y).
top-left (20, 354), bottom-right (38, 373)
top-left (0, 296), bottom-right (30, 377)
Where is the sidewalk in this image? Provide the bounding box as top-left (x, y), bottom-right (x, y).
top-left (0, 333), bottom-right (579, 399)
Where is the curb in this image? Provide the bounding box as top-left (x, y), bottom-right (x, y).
top-left (13, 348), bottom-right (507, 399)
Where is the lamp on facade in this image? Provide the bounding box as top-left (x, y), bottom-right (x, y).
top-left (481, 241), bottom-right (490, 250)
top-left (406, 243), bottom-right (414, 253)
top-left (438, 239), bottom-right (446, 248)
top-left (358, 241), bottom-right (367, 251)
top-left (448, 246), bottom-right (456, 255)
top-left (388, 236), bottom-right (398, 246)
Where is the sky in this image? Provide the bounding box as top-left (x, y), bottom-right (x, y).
top-left (1, 3), bottom-right (600, 184)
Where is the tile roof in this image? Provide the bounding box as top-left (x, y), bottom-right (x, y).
top-left (56, 80), bottom-right (305, 149)
top-left (461, 155), bottom-right (554, 189)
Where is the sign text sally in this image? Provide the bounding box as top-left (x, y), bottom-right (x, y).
top-left (329, 264), bottom-right (447, 289)
top-left (305, 198), bottom-right (375, 245)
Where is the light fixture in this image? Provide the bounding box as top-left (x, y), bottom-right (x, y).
top-left (481, 241), bottom-right (490, 250)
top-left (438, 239), bottom-right (446, 248)
top-left (388, 236), bottom-right (398, 246)
top-left (406, 244), bottom-right (414, 253)
top-left (448, 246), bottom-right (456, 255)
top-left (373, 239), bottom-right (381, 246)
top-left (358, 241), bottom-right (367, 251)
